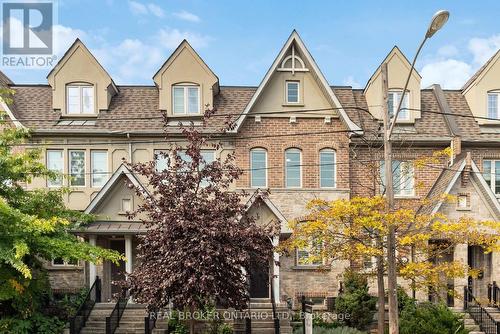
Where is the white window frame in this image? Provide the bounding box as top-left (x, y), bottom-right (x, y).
top-left (487, 92), bottom-right (500, 120)
top-left (250, 148), bottom-right (268, 188)
top-left (285, 81), bottom-right (300, 104)
top-left (285, 148), bottom-right (302, 188)
top-left (484, 159), bottom-right (500, 197)
top-left (66, 84), bottom-right (95, 114)
top-left (380, 160), bottom-right (415, 197)
top-left (46, 149), bottom-right (64, 188)
top-left (319, 148), bottom-right (336, 188)
top-left (388, 90), bottom-right (410, 121)
top-left (91, 150), bottom-right (108, 188)
top-left (68, 150), bottom-right (86, 187)
top-left (172, 84), bottom-right (200, 115)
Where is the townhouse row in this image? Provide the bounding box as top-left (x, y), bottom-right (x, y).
top-left (3, 30), bottom-right (500, 308)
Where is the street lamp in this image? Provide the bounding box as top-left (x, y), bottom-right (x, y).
top-left (383, 9), bottom-right (449, 334)
top-left (389, 10), bottom-right (450, 136)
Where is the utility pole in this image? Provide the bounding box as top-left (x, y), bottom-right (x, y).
top-left (381, 63), bottom-right (399, 334)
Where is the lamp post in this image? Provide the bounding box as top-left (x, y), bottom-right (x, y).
top-left (383, 10), bottom-right (449, 334)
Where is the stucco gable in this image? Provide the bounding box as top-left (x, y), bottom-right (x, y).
top-left (47, 39), bottom-right (118, 113)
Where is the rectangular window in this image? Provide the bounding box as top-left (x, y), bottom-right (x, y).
top-left (52, 258), bottom-right (78, 266)
top-left (285, 149), bottom-right (301, 188)
top-left (251, 149), bottom-right (267, 188)
top-left (380, 160), bottom-right (414, 196)
top-left (388, 91), bottom-right (409, 120)
top-left (172, 85), bottom-right (200, 114)
top-left (488, 93), bottom-right (499, 119)
top-left (155, 150), bottom-right (169, 172)
top-left (286, 81), bottom-right (299, 103)
top-left (484, 160), bottom-right (500, 196)
top-left (69, 150), bottom-right (85, 187)
top-left (121, 198), bottom-right (132, 212)
top-left (319, 149), bottom-right (336, 188)
top-left (297, 239), bottom-right (323, 266)
top-left (47, 150), bottom-right (63, 187)
top-left (91, 151), bottom-right (108, 187)
top-left (66, 85), bottom-right (94, 114)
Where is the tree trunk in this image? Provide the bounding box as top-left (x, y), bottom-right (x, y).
top-left (189, 305), bottom-right (195, 334)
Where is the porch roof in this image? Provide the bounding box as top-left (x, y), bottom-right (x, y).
top-left (73, 221), bottom-right (148, 235)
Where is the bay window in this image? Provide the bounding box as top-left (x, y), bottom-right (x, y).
top-left (380, 160), bottom-right (414, 196)
top-left (484, 160), bottom-right (500, 196)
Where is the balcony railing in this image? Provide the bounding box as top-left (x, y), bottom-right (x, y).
top-left (69, 276), bottom-right (101, 334)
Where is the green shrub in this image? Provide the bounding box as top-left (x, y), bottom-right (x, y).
top-left (334, 270), bottom-right (376, 330)
top-left (399, 302), bottom-right (467, 334)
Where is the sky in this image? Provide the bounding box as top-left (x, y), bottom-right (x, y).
top-left (3, 0), bottom-right (500, 89)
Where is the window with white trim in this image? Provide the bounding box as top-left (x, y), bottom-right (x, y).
top-left (380, 160), bottom-right (414, 196)
top-left (91, 150), bottom-right (108, 187)
top-left (488, 92), bottom-right (499, 120)
top-left (67, 85), bottom-right (94, 114)
top-left (250, 148), bottom-right (267, 188)
top-left (172, 85), bottom-right (200, 115)
top-left (484, 160), bottom-right (500, 196)
top-left (286, 81), bottom-right (300, 104)
top-left (285, 148), bottom-right (301, 188)
top-left (154, 150), bottom-right (169, 172)
top-left (69, 150), bottom-right (85, 187)
top-left (319, 149), bottom-right (336, 188)
top-left (388, 90), bottom-right (410, 120)
top-left (47, 150), bottom-right (63, 187)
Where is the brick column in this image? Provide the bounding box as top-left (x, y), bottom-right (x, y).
top-left (454, 243), bottom-right (468, 308)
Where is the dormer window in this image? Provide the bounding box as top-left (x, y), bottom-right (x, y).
top-left (488, 92), bottom-right (499, 119)
top-left (286, 81), bottom-right (300, 104)
top-left (67, 84), bottom-right (94, 114)
top-left (173, 84), bottom-right (200, 115)
top-left (388, 90), bottom-right (409, 120)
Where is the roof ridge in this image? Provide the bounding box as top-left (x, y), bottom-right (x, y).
top-left (462, 48), bottom-right (500, 91)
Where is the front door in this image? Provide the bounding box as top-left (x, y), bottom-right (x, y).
top-left (109, 239), bottom-right (126, 299)
top-left (249, 259), bottom-right (270, 298)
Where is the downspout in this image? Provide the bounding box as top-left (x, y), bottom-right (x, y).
top-left (127, 133), bottom-right (132, 163)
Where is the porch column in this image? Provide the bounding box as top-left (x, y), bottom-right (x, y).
top-left (272, 236), bottom-right (280, 303)
top-left (454, 243), bottom-right (468, 308)
top-left (491, 243), bottom-right (500, 284)
top-left (125, 235), bottom-right (133, 275)
top-left (89, 235), bottom-right (97, 285)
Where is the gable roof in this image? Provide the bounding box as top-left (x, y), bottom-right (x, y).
top-left (229, 30), bottom-right (362, 134)
top-left (420, 154), bottom-right (500, 219)
top-left (364, 45), bottom-right (421, 93)
top-left (85, 164), bottom-right (148, 214)
top-left (245, 190), bottom-right (290, 233)
top-left (462, 49), bottom-right (500, 92)
top-left (47, 38), bottom-right (118, 93)
top-left (153, 39), bottom-right (219, 94)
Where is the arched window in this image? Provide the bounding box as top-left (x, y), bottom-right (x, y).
top-left (285, 148), bottom-right (301, 188)
top-left (250, 148), bottom-right (267, 188)
top-left (172, 83), bottom-right (200, 114)
top-left (319, 149), bottom-right (336, 188)
top-left (66, 83), bottom-right (94, 114)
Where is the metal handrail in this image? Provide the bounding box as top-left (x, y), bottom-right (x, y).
top-left (464, 286), bottom-right (500, 334)
top-left (105, 289), bottom-right (128, 334)
top-left (270, 277), bottom-right (280, 334)
top-left (69, 276), bottom-right (101, 334)
top-left (144, 308), bottom-right (157, 334)
top-left (489, 281), bottom-right (500, 308)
